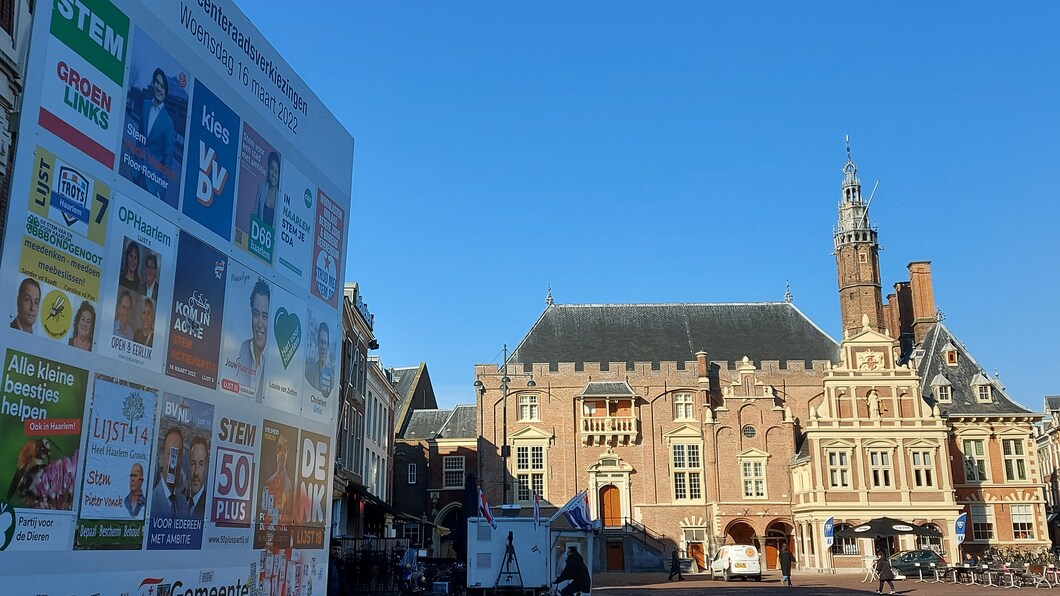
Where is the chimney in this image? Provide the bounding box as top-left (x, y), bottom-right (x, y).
top-left (883, 293), bottom-right (899, 339)
top-left (696, 351), bottom-right (709, 380)
top-left (908, 261), bottom-right (936, 345)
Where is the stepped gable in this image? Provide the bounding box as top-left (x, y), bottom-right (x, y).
top-left (508, 302), bottom-right (839, 370)
top-left (918, 323), bottom-right (1034, 416)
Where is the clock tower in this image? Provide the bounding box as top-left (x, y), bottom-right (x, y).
top-left (833, 138), bottom-right (885, 338)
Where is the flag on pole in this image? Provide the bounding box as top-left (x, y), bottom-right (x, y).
top-left (555, 491), bottom-right (593, 531)
top-left (955, 512), bottom-right (967, 545)
top-left (478, 488), bottom-right (497, 529)
top-left (823, 516), bottom-right (835, 549)
top-left (533, 491), bottom-right (541, 527)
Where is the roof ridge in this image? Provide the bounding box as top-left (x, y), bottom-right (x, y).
top-left (552, 301), bottom-right (794, 308)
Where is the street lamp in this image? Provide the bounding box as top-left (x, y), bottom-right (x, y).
top-left (475, 344), bottom-right (535, 505)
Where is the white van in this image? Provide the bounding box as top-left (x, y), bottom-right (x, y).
top-left (709, 545), bottom-right (762, 581)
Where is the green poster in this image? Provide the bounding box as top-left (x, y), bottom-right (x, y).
top-left (49, 0), bottom-right (130, 86)
top-left (0, 349), bottom-right (89, 511)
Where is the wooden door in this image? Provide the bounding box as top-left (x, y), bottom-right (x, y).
top-left (606, 540), bottom-right (625, 571)
top-left (600, 485), bottom-right (621, 527)
top-left (765, 543), bottom-right (778, 570)
top-left (688, 542), bottom-right (706, 571)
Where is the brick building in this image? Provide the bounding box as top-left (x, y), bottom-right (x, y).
top-left (475, 145), bottom-right (1046, 572)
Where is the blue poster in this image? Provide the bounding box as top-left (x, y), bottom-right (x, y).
top-left (165, 232), bottom-right (227, 388)
top-left (181, 80), bottom-right (240, 241)
top-left (146, 393), bottom-right (214, 550)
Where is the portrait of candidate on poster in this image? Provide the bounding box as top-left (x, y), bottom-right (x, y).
top-left (234, 124), bottom-right (281, 265)
top-left (118, 27), bottom-right (190, 209)
top-left (302, 307), bottom-right (337, 423)
top-left (219, 260), bottom-right (272, 403)
top-left (252, 420), bottom-right (298, 550)
top-left (147, 393), bottom-right (214, 551)
top-left (110, 237), bottom-right (164, 353)
top-left (74, 375), bottom-right (158, 551)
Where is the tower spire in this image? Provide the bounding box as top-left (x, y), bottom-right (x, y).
top-left (545, 284), bottom-right (554, 307)
top-left (833, 137), bottom-right (884, 337)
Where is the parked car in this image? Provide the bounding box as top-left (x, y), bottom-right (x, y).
top-left (889, 549), bottom-right (946, 578)
top-left (709, 545), bottom-right (762, 581)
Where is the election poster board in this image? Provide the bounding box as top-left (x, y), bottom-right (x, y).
top-left (0, 0), bottom-right (353, 593)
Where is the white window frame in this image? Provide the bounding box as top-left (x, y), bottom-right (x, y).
top-left (1003, 439), bottom-right (1028, 481)
top-left (674, 393), bottom-right (695, 421)
top-left (832, 523), bottom-right (860, 555)
top-left (868, 449), bottom-right (892, 488)
top-left (443, 456), bottom-right (465, 489)
top-left (514, 443), bottom-right (546, 503)
top-left (518, 393), bottom-right (539, 422)
top-left (936, 385), bottom-right (951, 403)
top-left (407, 462), bottom-right (417, 485)
top-left (671, 443), bottom-right (703, 501)
top-left (962, 438), bottom-right (988, 483)
top-left (911, 449), bottom-right (935, 488)
top-left (971, 505), bottom-right (994, 541)
top-left (740, 458), bottom-right (767, 498)
top-left (1011, 504), bottom-right (1035, 540)
top-left (828, 450), bottom-right (850, 489)
top-left (977, 384), bottom-right (992, 403)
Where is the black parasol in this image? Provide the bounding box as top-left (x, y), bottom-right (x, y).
top-left (835, 516), bottom-right (942, 539)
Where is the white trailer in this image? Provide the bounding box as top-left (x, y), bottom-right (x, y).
top-left (466, 516), bottom-right (594, 595)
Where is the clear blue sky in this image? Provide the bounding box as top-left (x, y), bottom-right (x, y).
top-left (238, 2), bottom-right (1059, 410)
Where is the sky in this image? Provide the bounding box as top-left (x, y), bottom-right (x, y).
top-left (238, 1), bottom-right (1059, 411)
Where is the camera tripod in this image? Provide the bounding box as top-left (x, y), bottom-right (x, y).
top-left (493, 531), bottom-right (525, 594)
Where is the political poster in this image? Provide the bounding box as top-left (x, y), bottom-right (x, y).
top-left (74, 374), bottom-right (157, 550)
top-left (38, 0), bottom-right (129, 168)
top-left (165, 232), bottom-right (227, 388)
top-left (0, 0), bottom-right (352, 589)
top-left (252, 420), bottom-right (297, 550)
top-left (274, 159), bottom-right (316, 287)
top-left (203, 411), bottom-right (258, 550)
top-left (181, 80), bottom-right (240, 241)
top-left (310, 189), bottom-right (344, 308)
top-left (0, 349), bottom-right (88, 551)
top-left (146, 393), bottom-right (214, 551)
top-left (217, 260), bottom-right (271, 403)
top-left (98, 195), bottom-right (177, 369)
top-left (117, 27), bottom-right (190, 208)
top-left (292, 429), bottom-right (328, 549)
top-left (302, 307), bottom-right (336, 424)
top-left (260, 285), bottom-right (305, 416)
top-left (233, 124), bottom-right (280, 265)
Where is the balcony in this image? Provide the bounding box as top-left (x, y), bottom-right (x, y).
top-left (580, 415), bottom-right (639, 445)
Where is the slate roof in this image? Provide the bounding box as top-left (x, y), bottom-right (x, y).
top-left (1045, 396), bottom-right (1060, 412)
top-left (917, 323), bottom-right (1034, 417)
top-left (390, 366), bottom-right (420, 405)
top-left (401, 409), bottom-right (453, 440)
top-left (437, 405), bottom-right (477, 439)
top-left (402, 405), bottom-right (478, 440)
top-left (508, 302), bottom-right (839, 370)
top-left (581, 381), bottom-right (635, 396)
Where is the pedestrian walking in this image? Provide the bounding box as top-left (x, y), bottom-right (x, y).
top-left (874, 551), bottom-right (896, 594)
top-left (328, 539), bottom-right (346, 596)
top-left (778, 543), bottom-right (796, 586)
top-left (668, 548), bottom-right (685, 581)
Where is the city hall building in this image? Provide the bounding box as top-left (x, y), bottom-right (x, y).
top-left (475, 148), bottom-right (1045, 572)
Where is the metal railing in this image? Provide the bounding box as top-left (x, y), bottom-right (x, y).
top-left (598, 516), bottom-right (668, 554)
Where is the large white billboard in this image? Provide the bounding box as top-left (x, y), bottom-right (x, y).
top-left (0, 1), bottom-right (353, 594)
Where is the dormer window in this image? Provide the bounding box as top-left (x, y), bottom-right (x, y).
top-left (929, 374), bottom-right (952, 403)
top-left (942, 341), bottom-right (959, 366)
top-left (971, 373), bottom-right (993, 403)
top-left (977, 385), bottom-right (992, 403)
top-left (937, 385), bottom-right (951, 403)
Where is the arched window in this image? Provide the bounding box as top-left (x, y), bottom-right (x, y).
top-left (832, 523), bottom-right (860, 555)
top-left (917, 524), bottom-right (943, 554)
